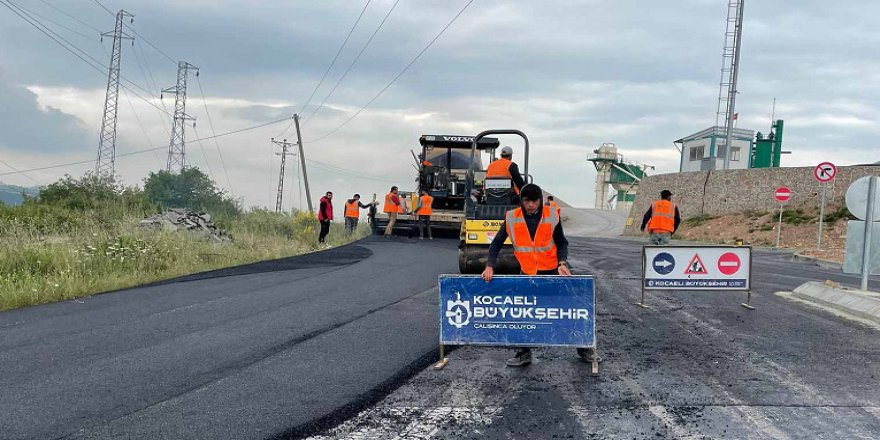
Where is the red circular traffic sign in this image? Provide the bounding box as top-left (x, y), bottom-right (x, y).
top-left (717, 252), bottom-right (742, 275)
top-left (775, 186), bottom-right (792, 202)
top-left (814, 162), bottom-right (837, 183)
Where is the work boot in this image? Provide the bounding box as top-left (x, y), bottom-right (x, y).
top-left (506, 349), bottom-right (532, 367)
top-left (577, 347), bottom-right (598, 363)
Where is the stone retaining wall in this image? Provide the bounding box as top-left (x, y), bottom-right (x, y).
top-left (625, 165), bottom-right (880, 233)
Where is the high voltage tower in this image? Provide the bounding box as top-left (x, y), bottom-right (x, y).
top-left (716, 0), bottom-right (745, 170)
top-left (95, 9), bottom-right (134, 176)
top-left (271, 138), bottom-right (296, 213)
top-left (162, 61), bottom-right (199, 172)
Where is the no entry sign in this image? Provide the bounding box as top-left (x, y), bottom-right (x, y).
top-left (814, 162), bottom-right (837, 183)
top-left (717, 252), bottom-right (742, 275)
top-left (775, 186), bottom-right (792, 203)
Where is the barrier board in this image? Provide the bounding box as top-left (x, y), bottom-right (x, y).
top-left (643, 246), bottom-right (752, 291)
top-left (439, 275), bottom-right (595, 348)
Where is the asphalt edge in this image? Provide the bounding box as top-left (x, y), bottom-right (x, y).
top-left (792, 251), bottom-right (843, 269)
top-left (268, 346), bottom-right (459, 440)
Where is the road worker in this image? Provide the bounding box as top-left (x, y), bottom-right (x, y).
top-left (317, 191), bottom-right (333, 245)
top-left (485, 146), bottom-right (525, 194)
top-left (547, 195), bottom-right (561, 215)
top-left (383, 186), bottom-right (401, 237)
top-left (481, 183), bottom-right (596, 367)
top-left (343, 194), bottom-right (374, 235)
top-left (640, 189), bottom-right (681, 245)
top-left (413, 189), bottom-right (434, 240)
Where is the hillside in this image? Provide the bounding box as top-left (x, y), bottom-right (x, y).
top-left (0, 183), bottom-right (38, 205)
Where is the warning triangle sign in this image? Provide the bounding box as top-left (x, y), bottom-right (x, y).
top-left (685, 254), bottom-right (708, 275)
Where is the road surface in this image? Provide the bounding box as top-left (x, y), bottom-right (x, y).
top-left (0, 238), bottom-right (457, 440)
top-left (4, 216), bottom-right (880, 439)
top-left (306, 237), bottom-right (880, 440)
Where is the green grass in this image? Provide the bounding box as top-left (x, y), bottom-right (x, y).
top-left (0, 205), bottom-right (367, 311)
top-left (781, 209), bottom-right (815, 225)
top-left (823, 205), bottom-right (855, 224)
top-left (682, 214), bottom-right (716, 227)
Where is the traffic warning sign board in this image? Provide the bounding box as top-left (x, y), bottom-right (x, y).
top-left (775, 186), bottom-right (792, 203)
top-left (814, 162), bottom-right (837, 183)
top-left (717, 252), bottom-right (742, 275)
top-left (684, 254), bottom-right (708, 274)
top-left (643, 246), bottom-right (751, 291)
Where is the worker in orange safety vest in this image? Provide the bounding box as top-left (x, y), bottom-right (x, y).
top-left (485, 146), bottom-right (525, 194)
top-left (413, 189), bottom-right (434, 240)
top-left (343, 194), bottom-right (374, 234)
top-left (481, 183), bottom-right (596, 367)
top-left (640, 189), bottom-right (681, 245)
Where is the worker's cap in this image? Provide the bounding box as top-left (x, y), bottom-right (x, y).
top-left (500, 146), bottom-right (513, 156)
top-left (660, 189), bottom-right (673, 198)
top-left (521, 183), bottom-right (543, 201)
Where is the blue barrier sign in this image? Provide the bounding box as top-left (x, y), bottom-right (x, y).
top-left (439, 275), bottom-right (596, 348)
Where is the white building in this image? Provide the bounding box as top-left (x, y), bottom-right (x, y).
top-left (676, 126), bottom-right (755, 172)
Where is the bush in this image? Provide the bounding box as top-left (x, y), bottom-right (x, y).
top-left (823, 205), bottom-right (855, 224)
top-left (143, 168), bottom-right (239, 219)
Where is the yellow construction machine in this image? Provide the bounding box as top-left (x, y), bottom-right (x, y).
top-left (458, 130), bottom-right (530, 274)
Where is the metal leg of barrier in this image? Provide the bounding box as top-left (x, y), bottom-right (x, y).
top-left (433, 344), bottom-right (449, 370)
top-left (634, 285), bottom-right (651, 309)
top-left (591, 349), bottom-right (599, 377)
top-left (740, 290), bottom-right (755, 310)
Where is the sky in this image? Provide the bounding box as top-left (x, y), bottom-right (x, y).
top-left (0, 0), bottom-right (878, 209)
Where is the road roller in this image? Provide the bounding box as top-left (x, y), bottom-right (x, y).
top-left (458, 129), bottom-right (530, 274)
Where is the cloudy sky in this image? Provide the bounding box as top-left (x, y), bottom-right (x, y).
top-left (0, 0), bottom-right (877, 209)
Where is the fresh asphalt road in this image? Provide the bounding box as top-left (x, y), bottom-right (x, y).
top-left (5, 209), bottom-right (880, 439)
top-left (0, 237), bottom-right (458, 440)
top-left (307, 243), bottom-right (880, 437)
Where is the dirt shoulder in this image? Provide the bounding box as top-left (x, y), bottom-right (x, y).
top-left (670, 204), bottom-right (852, 263)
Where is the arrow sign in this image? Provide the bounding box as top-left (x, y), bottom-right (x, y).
top-left (775, 186), bottom-right (792, 203)
top-left (652, 252), bottom-right (675, 275)
top-left (814, 162), bottom-right (837, 183)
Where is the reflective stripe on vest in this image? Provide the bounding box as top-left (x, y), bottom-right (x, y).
top-left (417, 195), bottom-right (433, 215)
top-left (383, 192), bottom-right (398, 213)
top-left (505, 206), bottom-right (559, 275)
top-left (648, 199), bottom-right (675, 233)
top-left (345, 201), bottom-right (359, 218)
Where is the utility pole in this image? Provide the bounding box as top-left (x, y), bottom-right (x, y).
top-left (95, 10), bottom-right (134, 176)
top-left (271, 138), bottom-right (296, 213)
top-left (721, 0), bottom-right (745, 171)
top-left (162, 61), bottom-right (199, 172)
top-left (293, 114), bottom-right (314, 213)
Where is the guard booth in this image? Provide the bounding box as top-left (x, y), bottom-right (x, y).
top-left (436, 275), bottom-right (599, 375)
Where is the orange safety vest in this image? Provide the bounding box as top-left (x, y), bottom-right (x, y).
top-left (547, 200), bottom-right (561, 214)
top-left (383, 192), bottom-right (399, 214)
top-left (486, 158), bottom-right (520, 194)
top-left (647, 199), bottom-right (676, 233)
top-left (486, 158), bottom-right (513, 179)
top-left (506, 206), bottom-right (560, 275)
top-left (345, 201), bottom-right (359, 218)
top-left (417, 195), bottom-right (433, 216)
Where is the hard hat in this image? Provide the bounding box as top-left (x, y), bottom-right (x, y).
top-left (500, 146), bottom-right (513, 156)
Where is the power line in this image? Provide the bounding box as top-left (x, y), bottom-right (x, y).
top-left (306, 0), bottom-right (476, 143)
top-left (25, 2), bottom-right (97, 42)
top-left (91, 0), bottom-right (113, 16)
top-left (0, 158), bottom-right (41, 186)
top-left (2, 0), bottom-right (171, 117)
top-left (191, 125), bottom-right (216, 178)
top-left (303, 0), bottom-right (401, 125)
top-left (92, 0), bottom-right (177, 66)
top-left (275, 0), bottom-right (373, 139)
top-left (196, 75), bottom-right (234, 194)
top-left (0, 117), bottom-right (294, 177)
top-left (37, 0), bottom-right (102, 33)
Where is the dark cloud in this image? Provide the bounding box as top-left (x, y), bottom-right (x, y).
top-left (0, 73), bottom-right (91, 153)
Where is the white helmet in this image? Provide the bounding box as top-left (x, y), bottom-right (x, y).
top-left (500, 146), bottom-right (513, 156)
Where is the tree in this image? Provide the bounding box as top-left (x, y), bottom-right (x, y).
top-left (143, 167), bottom-right (239, 217)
